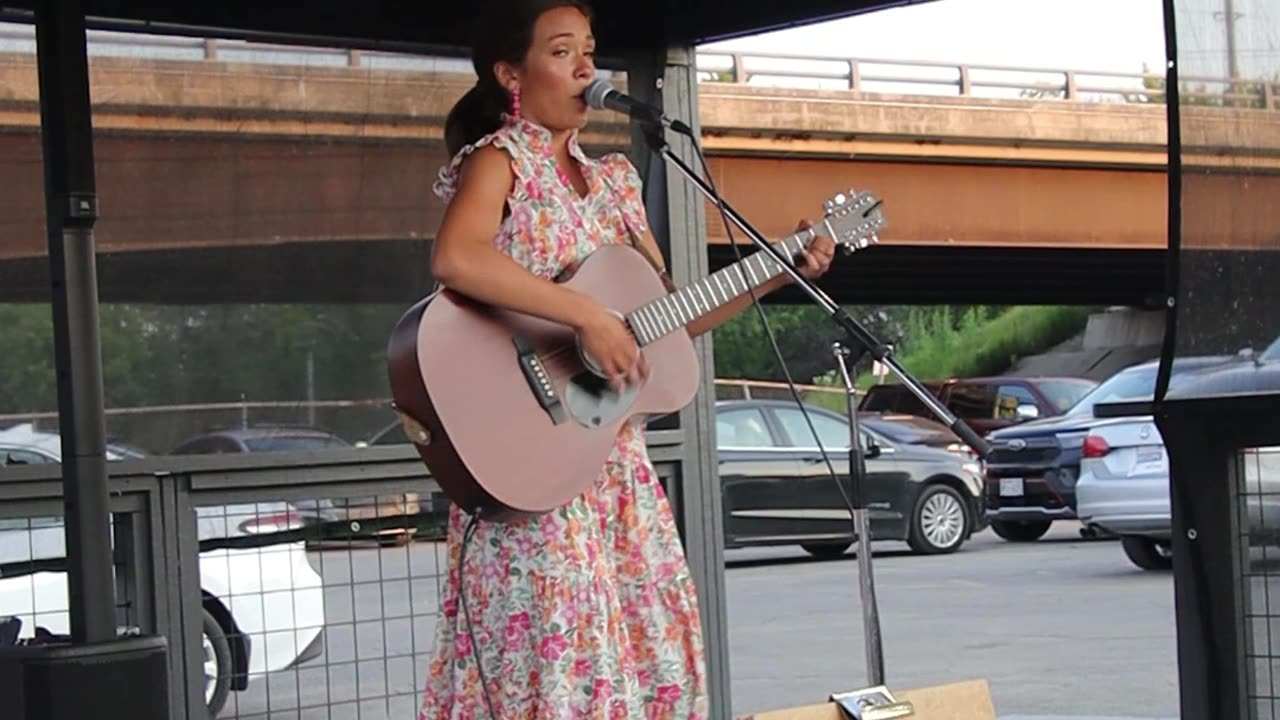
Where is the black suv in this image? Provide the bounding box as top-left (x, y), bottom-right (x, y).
top-left (983, 355), bottom-right (1243, 541)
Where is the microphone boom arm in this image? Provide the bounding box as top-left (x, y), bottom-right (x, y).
top-left (637, 125), bottom-right (992, 459)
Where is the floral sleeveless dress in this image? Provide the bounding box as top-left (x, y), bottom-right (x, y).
top-left (418, 116), bottom-right (709, 720)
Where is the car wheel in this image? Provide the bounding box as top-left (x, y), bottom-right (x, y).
top-left (1121, 536), bottom-right (1173, 571)
top-left (990, 519), bottom-right (1052, 542)
top-left (800, 541), bottom-right (852, 559)
top-left (908, 485), bottom-right (969, 554)
top-left (202, 608), bottom-right (232, 718)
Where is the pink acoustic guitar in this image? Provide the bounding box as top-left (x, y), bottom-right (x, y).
top-left (386, 189), bottom-right (886, 520)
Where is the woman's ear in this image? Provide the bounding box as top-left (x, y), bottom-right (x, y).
top-left (493, 61), bottom-right (520, 94)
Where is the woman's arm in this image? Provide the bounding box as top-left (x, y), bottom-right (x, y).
top-left (430, 145), bottom-right (646, 386)
top-left (431, 144), bottom-right (596, 330)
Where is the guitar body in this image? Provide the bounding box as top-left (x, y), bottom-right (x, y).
top-left (386, 244), bottom-right (701, 520)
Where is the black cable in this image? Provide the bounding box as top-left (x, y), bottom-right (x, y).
top-left (687, 136), bottom-right (863, 538)
top-left (459, 512), bottom-right (499, 720)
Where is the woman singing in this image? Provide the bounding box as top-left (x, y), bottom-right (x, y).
top-left (419, 1), bottom-right (836, 717)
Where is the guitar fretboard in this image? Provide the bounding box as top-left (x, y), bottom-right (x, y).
top-left (625, 230), bottom-right (813, 346)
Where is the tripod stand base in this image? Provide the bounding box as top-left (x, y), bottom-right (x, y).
top-left (736, 678), bottom-right (996, 720)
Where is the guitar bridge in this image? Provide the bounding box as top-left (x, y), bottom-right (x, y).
top-left (513, 335), bottom-right (567, 425)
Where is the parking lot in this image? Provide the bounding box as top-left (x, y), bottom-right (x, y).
top-left (210, 521), bottom-right (1179, 719)
top-left (725, 522), bottom-right (1178, 719)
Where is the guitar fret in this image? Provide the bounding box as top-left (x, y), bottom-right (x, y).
top-left (685, 287), bottom-right (701, 316)
top-left (662, 299), bottom-right (679, 330)
top-left (714, 274), bottom-right (727, 302)
top-left (629, 315), bottom-right (649, 345)
top-left (757, 252), bottom-right (773, 278)
top-left (665, 294), bottom-right (686, 325)
top-left (635, 311), bottom-right (654, 344)
top-left (640, 309), bottom-right (659, 341)
top-left (696, 282), bottom-right (712, 313)
top-left (677, 290), bottom-right (694, 319)
top-left (745, 261), bottom-right (760, 287)
top-left (681, 288), bottom-right (697, 316)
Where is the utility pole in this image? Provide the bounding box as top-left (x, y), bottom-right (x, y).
top-left (1224, 0), bottom-right (1240, 80)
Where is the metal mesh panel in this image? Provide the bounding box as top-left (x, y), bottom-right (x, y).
top-left (0, 512), bottom-right (140, 645)
top-left (198, 492), bottom-right (450, 719)
top-left (1240, 447), bottom-right (1280, 718)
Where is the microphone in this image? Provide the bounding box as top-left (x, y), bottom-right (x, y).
top-left (582, 78), bottom-right (694, 136)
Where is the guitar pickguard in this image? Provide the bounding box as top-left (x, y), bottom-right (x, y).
top-left (563, 370), bottom-right (640, 429)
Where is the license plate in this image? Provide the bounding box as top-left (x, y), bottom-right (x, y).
top-left (1136, 447), bottom-right (1164, 462)
top-left (1000, 477), bottom-right (1024, 497)
top-left (1133, 446), bottom-right (1167, 475)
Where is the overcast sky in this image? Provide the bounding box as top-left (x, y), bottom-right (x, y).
top-left (702, 0), bottom-right (1168, 74)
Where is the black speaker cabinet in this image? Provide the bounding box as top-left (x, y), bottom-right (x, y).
top-left (0, 635), bottom-right (170, 719)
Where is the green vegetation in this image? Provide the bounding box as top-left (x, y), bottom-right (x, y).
top-left (853, 305), bottom-right (1093, 388)
top-left (2, 301), bottom-right (1091, 432)
top-left (710, 303), bottom-right (1093, 395)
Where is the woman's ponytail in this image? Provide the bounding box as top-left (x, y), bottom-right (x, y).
top-left (444, 78), bottom-right (509, 158)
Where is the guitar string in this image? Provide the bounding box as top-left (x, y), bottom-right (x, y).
top-left (524, 218), bottom-right (858, 371)
top-left (526, 233), bottom-right (811, 369)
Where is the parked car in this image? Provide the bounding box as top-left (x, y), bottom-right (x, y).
top-left (1078, 427), bottom-right (1280, 570)
top-left (982, 355), bottom-right (1243, 542)
top-left (0, 422), bottom-right (142, 465)
top-left (1164, 335), bottom-right (1280, 399)
top-left (171, 425), bottom-right (421, 545)
top-left (1078, 338), bottom-right (1280, 569)
top-left (856, 412), bottom-right (979, 461)
top-left (0, 424), bottom-right (325, 717)
top-left (859, 375), bottom-right (1096, 435)
top-left (715, 399), bottom-right (986, 557)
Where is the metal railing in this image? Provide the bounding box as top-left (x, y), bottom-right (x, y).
top-left (0, 23), bottom-right (1275, 110)
top-left (0, 431), bottom-right (694, 719)
top-left (695, 50), bottom-right (1278, 109)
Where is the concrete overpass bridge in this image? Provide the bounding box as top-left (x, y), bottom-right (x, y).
top-left (1, 31), bottom-right (1277, 307)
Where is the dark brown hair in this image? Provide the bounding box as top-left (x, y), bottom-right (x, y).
top-left (444, 0), bottom-right (595, 158)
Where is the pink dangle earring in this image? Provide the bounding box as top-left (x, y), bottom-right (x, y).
top-left (508, 86), bottom-right (522, 123)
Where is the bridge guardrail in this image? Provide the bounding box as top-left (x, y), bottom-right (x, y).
top-left (0, 22), bottom-right (1275, 110)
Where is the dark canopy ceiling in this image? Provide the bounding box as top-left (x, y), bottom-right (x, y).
top-left (1, 0), bottom-right (933, 53)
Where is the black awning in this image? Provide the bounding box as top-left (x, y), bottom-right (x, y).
top-left (2, 1), bottom-right (932, 54)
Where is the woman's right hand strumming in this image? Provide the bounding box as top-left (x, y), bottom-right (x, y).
top-left (575, 303), bottom-right (647, 390)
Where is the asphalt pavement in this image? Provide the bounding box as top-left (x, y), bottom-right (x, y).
top-left (724, 523), bottom-right (1179, 720)
top-left (213, 522), bottom-right (1181, 719)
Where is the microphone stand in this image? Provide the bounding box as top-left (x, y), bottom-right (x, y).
top-left (637, 120), bottom-right (986, 714)
top-left (635, 123), bottom-right (992, 459)
top-left (833, 339), bottom-right (884, 688)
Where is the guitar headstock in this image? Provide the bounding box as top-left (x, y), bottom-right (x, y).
top-left (822, 189), bottom-right (886, 255)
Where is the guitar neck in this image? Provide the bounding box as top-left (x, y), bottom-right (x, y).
top-left (625, 229), bottom-right (815, 346)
